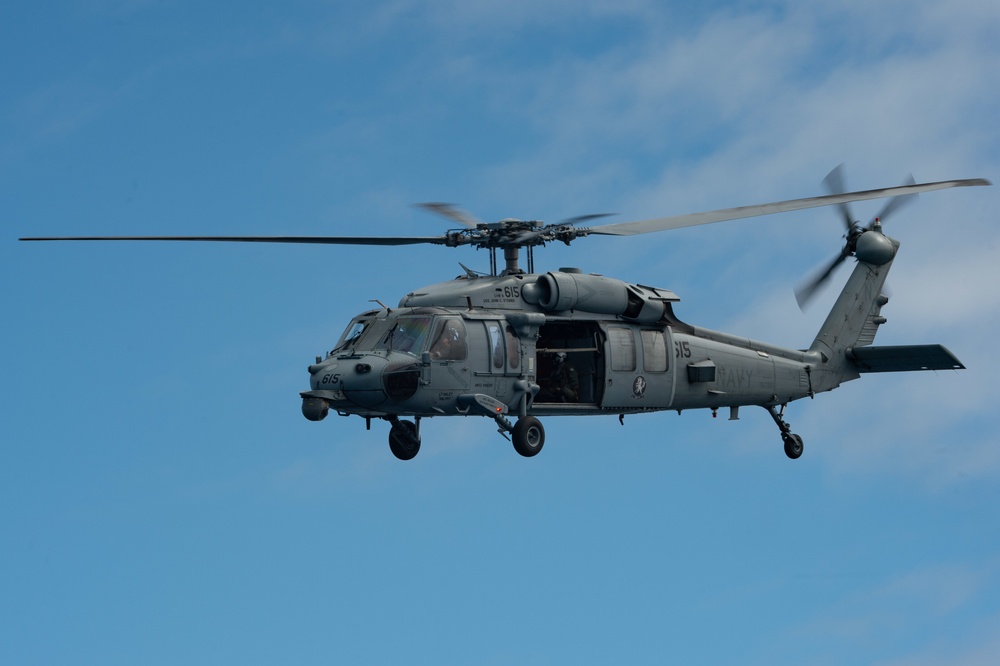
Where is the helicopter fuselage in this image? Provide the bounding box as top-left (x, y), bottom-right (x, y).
top-left (302, 270), bottom-right (823, 431)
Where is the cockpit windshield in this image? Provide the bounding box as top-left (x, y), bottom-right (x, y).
top-left (374, 316), bottom-right (434, 355)
top-left (332, 312), bottom-right (468, 359)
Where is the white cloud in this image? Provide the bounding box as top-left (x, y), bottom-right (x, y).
top-left (884, 616), bottom-right (1000, 666)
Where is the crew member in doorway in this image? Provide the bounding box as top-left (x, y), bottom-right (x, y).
top-left (538, 352), bottom-right (580, 402)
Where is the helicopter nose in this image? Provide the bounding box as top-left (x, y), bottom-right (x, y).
top-left (338, 356), bottom-right (392, 408)
top-left (308, 354), bottom-right (423, 410)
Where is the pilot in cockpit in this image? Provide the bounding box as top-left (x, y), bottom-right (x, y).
top-left (429, 320), bottom-right (466, 360)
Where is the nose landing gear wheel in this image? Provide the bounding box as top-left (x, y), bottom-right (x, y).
top-left (389, 420), bottom-right (420, 461)
top-left (512, 416), bottom-right (545, 457)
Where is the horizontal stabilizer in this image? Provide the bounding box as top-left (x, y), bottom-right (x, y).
top-left (848, 345), bottom-right (965, 373)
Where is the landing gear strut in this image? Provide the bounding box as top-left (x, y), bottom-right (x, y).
top-left (766, 404), bottom-right (804, 459)
top-left (388, 416), bottom-right (421, 461)
top-left (483, 405), bottom-right (546, 458)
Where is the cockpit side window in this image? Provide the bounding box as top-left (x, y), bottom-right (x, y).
top-left (333, 318), bottom-right (370, 352)
top-left (331, 316), bottom-right (375, 354)
top-left (428, 317), bottom-right (468, 361)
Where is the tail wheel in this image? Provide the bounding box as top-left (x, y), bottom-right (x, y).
top-left (512, 417), bottom-right (545, 457)
top-left (389, 420), bottom-right (420, 461)
top-left (783, 433), bottom-right (804, 460)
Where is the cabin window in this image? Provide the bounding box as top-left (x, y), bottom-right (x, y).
top-left (505, 325), bottom-right (520, 370)
top-left (608, 326), bottom-right (636, 372)
top-left (486, 321), bottom-right (505, 369)
top-left (641, 330), bottom-right (668, 372)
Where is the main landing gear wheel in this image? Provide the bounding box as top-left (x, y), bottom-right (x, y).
top-left (512, 416), bottom-right (545, 457)
top-left (783, 433), bottom-right (804, 460)
top-left (389, 419), bottom-right (420, 461)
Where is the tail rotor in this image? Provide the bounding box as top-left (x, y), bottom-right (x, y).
top-left (795, 165), bottom-right (917, 309)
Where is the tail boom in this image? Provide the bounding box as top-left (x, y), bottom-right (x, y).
top-left (808, 248), bottom-right (896, 393)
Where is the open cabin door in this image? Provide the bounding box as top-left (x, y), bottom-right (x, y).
top-left (535, 321), bottom-right (604, 405)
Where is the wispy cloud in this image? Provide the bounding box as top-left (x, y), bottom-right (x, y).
top-left (786, 559), bottom-right (1000, 664)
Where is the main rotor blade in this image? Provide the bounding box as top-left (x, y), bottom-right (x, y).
top-left (19, 235), bottom-right (453, 246)
top-left (413, 202), bottom-right (481, 228)
top-left (590, 178), bottom-right (991, 237)
top-left (560, 213), bottom-right (616, 226)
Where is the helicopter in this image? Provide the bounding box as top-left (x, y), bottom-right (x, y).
top-left (20, 167), bottom-right (990, 461)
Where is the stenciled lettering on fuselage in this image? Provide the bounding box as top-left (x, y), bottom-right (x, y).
top-left (715, 367), bottom-right (753, 389)
top-left (483, 285), bottom-right (521, 305)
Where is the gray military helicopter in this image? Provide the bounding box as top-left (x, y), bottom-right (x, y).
top-left (21, 167), bottom-right (990, 460)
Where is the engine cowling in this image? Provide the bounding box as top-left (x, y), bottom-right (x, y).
top-left (523, 270), bottom-right (671, 324)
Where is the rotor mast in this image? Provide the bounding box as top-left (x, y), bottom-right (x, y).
top-left (502, 245), bottom-right (520, 275)
top-left (499, 244), bottom-right (535, 275)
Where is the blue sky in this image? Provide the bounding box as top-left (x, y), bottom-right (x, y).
top-left (4, 1), bottom-right (999, 663)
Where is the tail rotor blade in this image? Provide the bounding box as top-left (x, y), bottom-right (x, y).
top-left (823, 164), bottom-right (856, 232)
top-left (871, 174), bottom-right (917, 226)
top-left (795, 250), bottom-right (849, 309)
